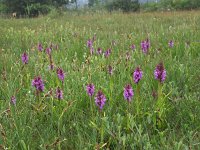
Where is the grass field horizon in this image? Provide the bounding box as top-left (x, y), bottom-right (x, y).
top-left (0, 11), bottom-right (200, 149)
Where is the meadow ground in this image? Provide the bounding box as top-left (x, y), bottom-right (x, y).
top-left (0, 11), bottom-right (200, 149)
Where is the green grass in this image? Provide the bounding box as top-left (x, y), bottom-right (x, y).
top-left (0, 11), bottom-right (200, 149)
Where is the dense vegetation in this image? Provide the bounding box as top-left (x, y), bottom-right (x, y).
top-left (0, 11), bottom-right (200, 149)
top-left (0, 0), bottom-right (200, 17)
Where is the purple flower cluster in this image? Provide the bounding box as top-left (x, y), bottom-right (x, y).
top-left (95, 91), bottom-right (106, 110)
top-left (10, 96), bottom-right (16, 105)
top-left (130, 44), bottom-right (136, 51)
top-left (49, 64), bottom-right (54, 70)
top-left (133, 67), bottom-right (143, 84)
top-left (141, 39), bottom-right (150, 54)
top-left (87, 39), bottom-right (93, 48)
top-left (168, 40), bottom-right (174, 48)
top-left (46, 47), bottom-right (52, 55)
top-left (32, 76), bottom-right (44, 92)
top-left (154, 62), bottom-right (166, 83)
top-left (104, 48), bottom-right (111, 58)
top-left (57, 68), bottom-right (65, 81)
top-left (38, 43), bottom-right (43, 51)
top-left (56, 87), bottom-right (63, 100)
top-left (97, 47), bottom-right (102, 55)
top-left (86, 83), bottom-right (95, 97)
top-left (21, 52), bottom-right (28, 64)
top-left (123, 84), bottom-right (134, 102)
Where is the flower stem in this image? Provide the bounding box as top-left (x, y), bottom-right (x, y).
top-left (136, 84), bottom-right (140, 116)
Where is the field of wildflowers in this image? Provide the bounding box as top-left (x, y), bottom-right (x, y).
top-left (0, 11), bottom-right (200, 149)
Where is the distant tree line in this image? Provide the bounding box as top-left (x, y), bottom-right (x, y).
top-left (142, 0), bottom-right (200, 11)
top-left (0, 0), bottom-right (200, 17)
top-left (0, 0), bottom-right (76, 17)
top-left (105, 0), bottom-right (140, 12)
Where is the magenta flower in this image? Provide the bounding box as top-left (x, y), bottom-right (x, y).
top-left (104, 48), bottom-right (111, 58)
top-left (86, 83), bottom-right (95, 97)
top-left (38, 43), bottom-right (43, 51)
top-left (87, 39), bottom-right (93, 48)
top-left (133, 67), bottom-right (143, 84)
top-left (130, 44), bottom-right (136, 51)
top-left (56, 87), bottom-right (63, 100)
top-left (10, 96), bottom-right (16, 105)
top-left (49, 64), bottom-right (54, 70)
top-left (97, 47), bottom-right (102, 55)
top-left (95, 91), bottom-right (106, 110)
top-left (123, 84), bottom-right (134, 102)
top-left (154, 62), bottom-right (166, 83)
top-left (32, 76), bottom-right (44, 92)
top-left (21, 52), bottom-right (28, 64)
top-left (57, 68), bottom-right (65, 81)
top-left (141, 39), bottom-right (150, 54)
top-left (46, 47), bottom-right (51, 55)
top-left (168, 40), bottom-right (174, 48)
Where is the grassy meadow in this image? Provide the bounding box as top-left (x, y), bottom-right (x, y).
top-left (0, 11), bottom-right (200, 149)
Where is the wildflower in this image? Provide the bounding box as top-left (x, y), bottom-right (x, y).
top-left (95, 91), bottom-right (106, 110)
top-left (97, 47), bottom-right (102, 55)
top-left (108, 65), bottom-right (113, 75)
top-left (86, 83), bottom-right (95, 97)
top-left (38, 43), bottom-right (43, 51)
top-left (154, 62), bottom-right (166, 83)
top-left (141, 39), bottom-right (150, 54)
top-left (32, 76), bottom-right (44, 92)
top-left (87, 39), bottom-right (93, 48)
top-left (90, 47), bottom-right (94, 55)
top-left (46, 47), bottom-right (51, 55)
top-left (123, 84), bottom-right (134, 102)
top-left (57, 68), bottom-right (65, 81)
top-left (56, 87), bottom-right (63, 100)
top-left (168, 40), bottom-right (174, 48)
top-left (21, 52), bottom-right (28, 64)
top-left (133, 67), bottom-right (143, 84)
top-left (130, 44), bottom-right (135, 51)
top-left (10, 96), bottom-right (16, 105)
top-left (104, 48), bottom-right (111, 58)
top-left (49, 64), bottom-right (54, 70)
